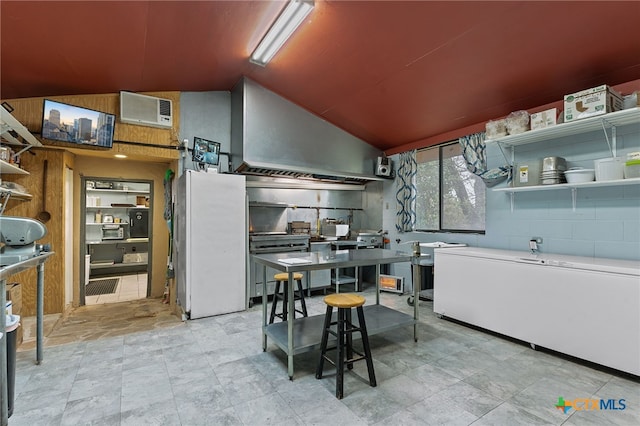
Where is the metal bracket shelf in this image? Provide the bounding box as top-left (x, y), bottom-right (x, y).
top-left (496, 178), bottom-right (640, 212)
top-left (1, 106), bottom-right (42, 156)
top-left (488, 107), bottom-right (640, 167)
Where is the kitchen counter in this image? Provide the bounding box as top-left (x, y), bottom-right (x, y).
top-left (252, 248), bottom-right (417, 379)
top-left (1, 252), bottom-right (54, 426)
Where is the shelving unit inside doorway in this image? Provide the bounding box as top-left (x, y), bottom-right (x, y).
top-left (81, 177), bottom-right (153, 306)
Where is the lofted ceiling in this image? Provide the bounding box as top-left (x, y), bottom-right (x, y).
top-left (2, 1), bottom-right (639, 154)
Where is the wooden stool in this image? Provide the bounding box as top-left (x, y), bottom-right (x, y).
top-left (316, 293), bottom-right (376, 399)
top-left (269, 272), bottom-right (308, 324)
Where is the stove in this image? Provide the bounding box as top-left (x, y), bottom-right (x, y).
top-left (355, 231), bottom-right (385, 248)
top-left (249, 233), bottom-right (310, 254)
top-left (249, 232), bottom-right (311, 303)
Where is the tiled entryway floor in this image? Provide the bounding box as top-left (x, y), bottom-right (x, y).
top-left (11, 289), bottom-right (640, 425)
top-left (85, 273), bottom-right (148, 305)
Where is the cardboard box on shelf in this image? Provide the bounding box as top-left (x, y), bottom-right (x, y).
top-left (564, 85), bottom-right (623, 123)
top-left (530, 108), bottom-right (558, 130)
top-left (6, 282), bottom-right (22, 315)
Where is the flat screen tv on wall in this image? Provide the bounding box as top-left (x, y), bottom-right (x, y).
top-left (41, 99), bottom-right (115, 148)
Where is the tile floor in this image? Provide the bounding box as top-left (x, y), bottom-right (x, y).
top-left (85, 273), bottom-right (148, 306)
top-left (10, 289), bottom-right (640, 425)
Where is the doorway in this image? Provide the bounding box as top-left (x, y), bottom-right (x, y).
top-left (80, 177), bottom-right (153, 306)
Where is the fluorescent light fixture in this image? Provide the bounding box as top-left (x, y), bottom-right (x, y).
top-left (114, 154), bottom-right (127, 159)
top-left (250, 0), bottom-right (314, 66)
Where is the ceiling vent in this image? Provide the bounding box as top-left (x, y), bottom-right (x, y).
top-left (119, 91), bottom-right (173, 129)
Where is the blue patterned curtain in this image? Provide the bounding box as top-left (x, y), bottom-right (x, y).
top-left (459, 133), bottom-right (510, 187)
top-left (395, 150), bottom-right (417, 233)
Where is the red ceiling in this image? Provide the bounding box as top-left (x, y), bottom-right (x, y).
top-left (2, 1), bottom-right (639, 153)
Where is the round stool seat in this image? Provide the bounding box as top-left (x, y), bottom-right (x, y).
top-left (274, 272), bottom-right (303, 281)
top-left (324, 293), bottom-right (365, 309)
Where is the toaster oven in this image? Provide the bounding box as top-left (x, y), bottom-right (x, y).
top-left (379, 274), bottom-right (404, 294)
top-left (102, 225), bottom-right (124, 240)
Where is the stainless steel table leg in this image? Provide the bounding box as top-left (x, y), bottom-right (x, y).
top-left (1, 279), bottom-right (8, 426)
top-left (375, 264), bottom-right (380, 305)
top-left (37, 262), bottom-right (44, 364)
top-left (287, 271), bottom-right (294, 379)
top-left (262, 265), bottom-right (268, 351)
top-left (413, 261), bottom-right (420, 342)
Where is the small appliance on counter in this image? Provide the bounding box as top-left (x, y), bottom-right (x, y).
top-left (379, 274), bottom-right (404, 293)
top-left (288, 221), bottom-right (311, 235)
top-left (101, 224), bottom-right (124, 240)
top-left (0, 216), bottom-right (50, 266)
top-left (321, 219), bottom-right (349, 238)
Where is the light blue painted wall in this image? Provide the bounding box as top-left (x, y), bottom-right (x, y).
top-left (179, 91), bottom-right (231, 174)
top-left (383, 121), bottom-right (640, 288)
top-left (482, 122), bottom-right (639, 260)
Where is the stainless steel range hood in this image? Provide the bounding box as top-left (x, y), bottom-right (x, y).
top-left (231, 77), bottom-right (384, 184)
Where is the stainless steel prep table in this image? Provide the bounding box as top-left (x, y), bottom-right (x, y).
top-left (252, 248), bottom-right (418, 380)
top-left (0, 252), bottom-right (54, 426)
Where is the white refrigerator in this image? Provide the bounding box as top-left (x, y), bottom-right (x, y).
top-left (175, 170), bottom-right (247, 319)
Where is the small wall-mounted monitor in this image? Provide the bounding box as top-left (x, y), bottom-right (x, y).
top-left (42, 99), bottom-right (115, 148)
top-left (192, 137), bottom-right (220, 166)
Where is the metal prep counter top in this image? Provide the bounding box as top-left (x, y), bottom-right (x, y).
top-left (1, 252), bottom-right (54, 426)
top-left (252, 248), bottom-right (419, 380)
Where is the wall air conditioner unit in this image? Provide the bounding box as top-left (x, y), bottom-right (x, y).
top-left (120, 91), bottom-right (173, 129)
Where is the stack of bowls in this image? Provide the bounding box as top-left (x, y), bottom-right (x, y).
top-left (542, 156), bottom-right (567, 185)
top-left (564, 167), bottom-right (595, 183)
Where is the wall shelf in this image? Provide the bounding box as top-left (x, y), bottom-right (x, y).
top-left (489, 107), bottom-right (640, 212)
top-left (495, 178), bottom-right (640, 212)
top-left (87, 188), bottom-right (150, 195)
top-left (494, 177), bottom-right (640, 193)
top-left (486, 107), bottom-right (640, 148)
top-left (0, 159), bottom-right (29, 175)
top-left (1, 106), bottom-right (42, 152)
top-left (1, 107), bottom-right (40, 214)
top-left (87, 239), bottom-right (148, 245)
top-left (0, 189), bottom-right (32, 201)
top-left (90, 262), bottom-right (147, 270)
top-left (0, 159), bottom-right (32, 213)
top-left (86, 206), bottom-right (148, 210)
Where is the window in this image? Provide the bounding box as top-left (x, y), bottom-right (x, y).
top-left (415, 142), bottom-right (485, 232)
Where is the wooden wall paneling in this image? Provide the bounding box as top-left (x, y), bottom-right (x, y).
top-left (1, 91), bottom-right (182, 315)
top-left (3, 148), bottom-right (66, 316)
top-left (2, 91), bottom-right (182, 153)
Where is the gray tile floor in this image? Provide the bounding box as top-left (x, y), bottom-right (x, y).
top-left (10, 289), bottom-right (640, 425)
